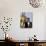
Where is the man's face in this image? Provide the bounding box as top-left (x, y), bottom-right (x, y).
top-left (26, 18), bottom-right (30, 22)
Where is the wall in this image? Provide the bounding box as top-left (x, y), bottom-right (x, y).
top-left (0, 0), bottom-right (46, 40)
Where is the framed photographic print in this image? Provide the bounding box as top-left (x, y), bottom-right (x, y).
top-left (20, 12), bottom-right (33, 28)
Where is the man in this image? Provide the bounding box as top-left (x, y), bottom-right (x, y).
top-left (25, 18), bottom-right (32, 28)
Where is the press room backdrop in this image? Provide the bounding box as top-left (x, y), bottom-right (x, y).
top-left (0, 0), bottom-right (46, 40)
